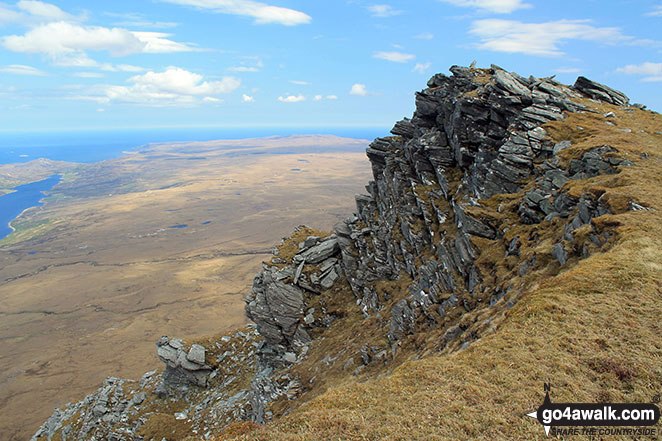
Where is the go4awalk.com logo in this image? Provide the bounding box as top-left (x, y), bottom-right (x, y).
top-left (525, 384), bottom-right (660, 437)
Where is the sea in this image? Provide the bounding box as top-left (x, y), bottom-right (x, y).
top-left (0, 127), bottom-right (387, 164)
top-left (0, 126), bottom-right (388, 240)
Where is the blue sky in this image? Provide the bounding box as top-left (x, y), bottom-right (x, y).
top-left (0, 0), bottom-right (660, 132)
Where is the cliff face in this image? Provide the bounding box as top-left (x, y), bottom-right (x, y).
top-left (33, 65), bottom-right (661, 441)
top-left (245, 65), bottom-right (635, 365)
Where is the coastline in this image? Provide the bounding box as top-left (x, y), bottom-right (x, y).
top-left (0, 177), bottom-right (61, 241)
top-left (3, 205), bottom-right (38, 240)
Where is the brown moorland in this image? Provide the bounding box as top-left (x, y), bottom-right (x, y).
top-left (0, 136), bottom-right (372, 441)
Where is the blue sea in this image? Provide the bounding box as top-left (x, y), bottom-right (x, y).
top-left (0, 126), bottom-right (387, 165)
top-left (0, 126), bottom-right (387, 240)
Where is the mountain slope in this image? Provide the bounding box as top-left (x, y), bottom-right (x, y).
top-left (33, 65), bottom-right (662, 441)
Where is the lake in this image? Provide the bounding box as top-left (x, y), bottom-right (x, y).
top-left (0, 175), bottom-right (62, 240)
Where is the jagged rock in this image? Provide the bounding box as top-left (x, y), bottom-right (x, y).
top-left (187, 344), bottom-right (206, 365)
top-left (320, 267), bottom-right (340, 289)
top-left (391, 118), bottom-right (417, 138)
top-left (506, 237), bottom-right (520, 257)
top-left (552, 243), bottom-right (568, 266)
top-left (553, 140), bottom-right (571, 155)
top-left (573, 76), bottom-right (629, 106)
top-left (388, 299), bottom-right (415, 342)
top-left (294, 236), bottom-right (340, 264)
top-left (156, 337), bottom-right (212, 388)
top-left (299, 236), bottom-right (320, 250)
top-left (246, 271), bottom-right (305, 349)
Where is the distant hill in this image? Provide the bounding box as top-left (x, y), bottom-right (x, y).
top-left (0, 158), bottom-right (78, 195)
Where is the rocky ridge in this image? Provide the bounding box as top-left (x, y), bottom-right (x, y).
top-left (32, 65), bottom-right (656, 441)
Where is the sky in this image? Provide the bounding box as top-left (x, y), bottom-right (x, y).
top-left (0, 0), bottom-right (661, 132)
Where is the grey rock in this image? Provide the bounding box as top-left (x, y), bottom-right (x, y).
top-left (629, 202), bottom-right (651, 211)
top-left (573, 76), bottom-right (629, 106)
top-left (552, 243), bottom-right (568, 266)
top-left (294, 237), bottom-right (340, 264)
top-left (553, 140), bottom-right (571, 155)
top-left (444, 326), bottom-right (463, 343)
top-left (320, 267), bottom-right (340, 289)
top-left (391, 118), bottom-right (417, 138)
top-left (300, 236), bottom-right (320, 250)
top-left (293, 261), bottom-right (304, 285)
top-left (493, 69), bottom-right (531, 97)
top-left (246, 270), bottom-right (306, 354)
top-left (388, 299), bottom-right (415, 342)
top-left (187, 344), bottom-right (206, 365)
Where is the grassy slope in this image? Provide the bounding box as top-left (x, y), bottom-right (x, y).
top-left (215, 105), bottom-right (662, 440)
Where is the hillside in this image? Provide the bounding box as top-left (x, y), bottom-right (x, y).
top-left (0, 158), bottom-right (78, 196)
top-left (32, 65), bottom-right (662, 441)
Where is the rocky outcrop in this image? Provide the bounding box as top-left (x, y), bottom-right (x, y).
top-left (32, 328), bottom-right (263, 441)
top-left (245, 228), bottom-right (344, 363)
top-left (155, 336), bottom-right (212, 391)
top-left (329, 64), bottom-right (634, 349)
top-left (33, 64), bottom-right (642, 441)
top-left (573, 76), bottom-right (630, 106)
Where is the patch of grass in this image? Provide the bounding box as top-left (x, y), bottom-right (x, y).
top-left (138, 413), bottom-right (194, 441)
top-left (0, 218), bottom-right (61, 247)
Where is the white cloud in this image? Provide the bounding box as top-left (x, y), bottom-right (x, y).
top-left (2, 22), bottom-right (196, 65)
top-left (414, 32), bottom-right (434, 40)
top-left (132, 31), bottom-right (196, 53)
top-left (438, 0), bottom-right (531, 13)
top-left (0, 5), bottom-right (26, 25)
top-left (469, 19), bottom-right (637, 56)
top-left (617, 62), bottom-right (662, 82)
top-left (645, 5), bottom-right (662, 17)
top-left (0, 0), bottom-right (82, 26)
top-left (203, 96), bottom-right (221, 102)
top-left (242, 94), bottom-right (254, 102)
top-left (228, 66), bottom-right (259, 72)
top-left (105, 12), bottom-right (178, 29)
top-left (349, 83), bottom-right (368, 96)
top-left (74, 72), bottom-right (104, 78)
top-left (0, 64), bottom-right (47, 75)
top-left (80, 67), bottom-right (240, 105)
top-left (314, 94), bottom-right (337, 101)
top-left (413, 62), bottom-right (431, 73)
top-left (100, 63), bottom-right (146, 72)
top-left (373, 51), bottom-right (415, 63)
top-left (367, 4), bottom-right (402, 17)
top-left (290, 80), bottom-right (310, 85)
top-left (16, 0), bottom-right (75, 22)
top-left (228, 57), bottom-right (263, 72)
top-left (278, 94), bottom-right (306, 102)
top-left (160, 0), bottom-right (311, 26)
